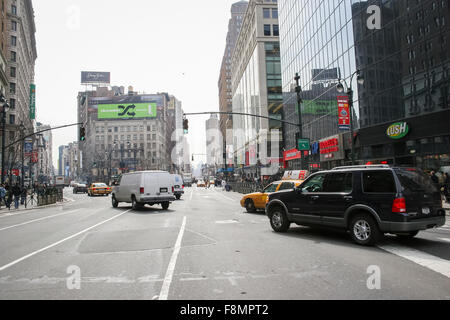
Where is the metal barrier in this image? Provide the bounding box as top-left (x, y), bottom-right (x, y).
top-left (37, 188), bottom-right (64, 207)
top-left (228, 182), bottom-right (264, 195)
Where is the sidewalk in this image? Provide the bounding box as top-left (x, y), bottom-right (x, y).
top-left (0, 196), bottom-right (70, 215)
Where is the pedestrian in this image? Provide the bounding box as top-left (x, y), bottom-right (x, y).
top-left (12, 184), bottom-right (21, 209)
top-left (0, 184), bottom-right (6, 209)
top-left (430, 171), bottom-right (439, 185)
top-left (5, 184), bottom-right (12, 210)
top-left (222, 179), bottom-right (227, 191)
top-left (21, 186), bottom-right (27, 206)
top-left (443, 172), bottom-right (450, 202)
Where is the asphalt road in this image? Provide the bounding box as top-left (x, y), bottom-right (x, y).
top-left (0, 186), bottom-right (449, 300)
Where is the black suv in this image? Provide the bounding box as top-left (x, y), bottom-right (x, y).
top-left (266, 165), bottom-right (446, 246)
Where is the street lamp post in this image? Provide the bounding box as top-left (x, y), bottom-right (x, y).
top-left (0, 93), bottom-right (10, 185)
top-left (336, 70), bottom-right (365, 165)
top-left (294, 73), bottom-right (304, 170)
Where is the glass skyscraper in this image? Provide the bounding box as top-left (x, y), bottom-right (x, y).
top-left (279, 0), bottom-right (450, 171)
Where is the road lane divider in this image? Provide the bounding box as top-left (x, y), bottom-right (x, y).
top-left (159, 216), bottom-right (187, 300)
top-left (0, 209), bottom-right (131, 273)
top-left (211, 187), bottom-right (239, 202)
top-left (378, 244), bottom-right (450, 279)
top-left (0, 209), bottom-right (82, 232)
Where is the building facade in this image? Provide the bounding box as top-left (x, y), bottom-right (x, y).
top-left (278, 0), bottom-right (450, 171)
top-left (231, 0), bottom-right (282, 175)
top-left (78, 86), bottom-right (184, 183)
top-left (219, 0), bottom-right (248, 166)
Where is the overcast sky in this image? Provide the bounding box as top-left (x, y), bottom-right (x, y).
top-left (34, 0), bottom-right (241, 169)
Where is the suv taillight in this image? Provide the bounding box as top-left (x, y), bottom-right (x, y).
top-left (140, 188), bottom-right (144, 194)
top-left (392, 198), bottom-right (406, 213)
top-left (182, 185), bottom-right (185, 189)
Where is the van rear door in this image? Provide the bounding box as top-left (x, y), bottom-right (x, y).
top-left (394, 168), bottom-right (442, 219)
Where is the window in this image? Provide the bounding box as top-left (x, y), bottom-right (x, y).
top-left (11, 20), bottom-right (17, 31)
top-left (9, 114), bottom-right (15, 124)
top-left (322, 173), bottom-right (353, 193)
top-left (264, 24), bottom-right (271, 36)
top-left (273, 24), bottom-right (279, 36)
top-left (264, 183), bottom-right (279, 193)
top-left (301, 173), bottom-right (326, 193)
top-left (10, 51), bottom-right (16, 62)
top-left (10, 67), bottom-right (15, 77)
top-left (9, 98), bottom-right (15, 109)
top-left (263, 8), bottom-right (270, 18)
top-left (272, 8), bottom-right (278, 19)
top-left (11, 4), bottom-right (16, 15)
top-left (363, 171), bottom-right (396, 193)
top-left (11, 35), bottom-right (16, 46)
top-left (9, 82), bottom-right (15, 94)
top-left (278, 182), bottom-right (295, 191)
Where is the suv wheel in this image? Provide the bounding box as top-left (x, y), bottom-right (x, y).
top-left (350, 213), bottom-right (382, 246)
top-left (112, 195), bottom-right (119, 208)
top-left (396, 231), bottom-right (419, 239)
top-left (269, 206), bottom-right (290, 233)
top-left (245, 199), bottom-right (257, 213)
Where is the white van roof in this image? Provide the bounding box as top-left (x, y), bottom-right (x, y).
top-left (124, 171), bottom-right (169, 175)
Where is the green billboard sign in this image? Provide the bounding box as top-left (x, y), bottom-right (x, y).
top-left (98, 103), bottom-right (157, 119)
top-left (386, 122), bottom-right (409, 140)
top-left (296, 99), bottom-right (338, 115)
top-left (298, 139), bottom-right (311, 151)
top-left (29, 84), bottom-right (36, 120)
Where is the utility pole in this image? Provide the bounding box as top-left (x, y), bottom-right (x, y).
top-left (20, 123), bottom-right (25, 188)
top-left (1, 93), bottom-right (10, 185)
top-left (294, 73), bottom-right (304, 170)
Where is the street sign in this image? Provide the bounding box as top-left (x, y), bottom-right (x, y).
top-left (298, 139), bottom-right (310, 151)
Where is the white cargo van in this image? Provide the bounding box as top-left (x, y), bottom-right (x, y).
top-left (111, 171), bottom-right (175, 210)
top-left (172, 174), bottom-right (185, 200)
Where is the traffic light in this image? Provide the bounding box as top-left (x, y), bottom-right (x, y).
top-left (79, 126), bottom-right (86, 141)
top-left (183, 119), bottom-right (189, 134)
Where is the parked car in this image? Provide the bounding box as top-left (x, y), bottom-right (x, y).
top-left (88, 183), bottom-right (112, 197)
top-left (73, 183), bottom-right (88, 194)
top-left (111, 171), bottom-right (175, 210)
top-left (240, 180), bottom-right (304, 213)
top-left (172, 174), bottom-right (185, 200)
top-left (265, 165), bottom-right (446, 246)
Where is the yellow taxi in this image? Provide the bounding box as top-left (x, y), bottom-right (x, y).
top-left (197, 180), bottom-right (206, 187)
top-left (88, 183), bottom-right (112, 197)
top-left (240, 180), bottom-right (304, 213)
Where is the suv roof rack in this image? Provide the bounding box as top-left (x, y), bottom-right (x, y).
top-left (332, 165), bottom-right (391, 170)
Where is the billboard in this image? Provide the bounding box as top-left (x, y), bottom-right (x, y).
top-left (311, 68), bottom-right (340, 81)
top-left (98, 103), bottom-right (157, 120)
top-left (298, 100), bottom-right (338, 115)
top-left (337, 96), bottom-right (351, 130)
top-left (81, 71), bottom-right (111, 84)
top-left (30, 84), bottom-right (36, 120)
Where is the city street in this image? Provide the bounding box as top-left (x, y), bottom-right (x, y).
top-left (0, 187), bottom-right (449, 300)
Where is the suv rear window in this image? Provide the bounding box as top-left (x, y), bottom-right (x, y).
top-left (394, 168), bottom-right (438, 192)
top-left (363, 171), bottom-right (396, 193)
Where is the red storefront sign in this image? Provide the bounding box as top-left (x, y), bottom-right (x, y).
top-left (284, 149), bottom-right (302, 161)
top-left (337, 96), bottom-right (351, 130)
top-left (12, 169), bottom-right (20, 176)
top-left (320, 137), bottom-right (340, 154)
top-left (31, 151), bottom-right (38, 163)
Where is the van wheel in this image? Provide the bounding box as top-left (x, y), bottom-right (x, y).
top-left (269, 206), bottom-right (290, 232)
top-left (131, 196), bottom-right (140, 210)
top-left (245, 199), bottom-right (257, 213)
top-left (350, 213), bottom-right (382, 246)
top-left (396, 231), bottom-right (419, 239)
top-left (112, 195), bottom-right (119, 208)
top-left (162, 202), bottom-right (170, 210)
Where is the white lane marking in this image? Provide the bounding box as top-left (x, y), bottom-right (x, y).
top-left (378, 244), bottom-right (450, 278)
top-left (159, 216), bottom-right (187, 300)
top-left (437, 238), bottom-right (450, 243)
top-left (189, 188), bottom-right (194, 201)
top-left (212, 187), bottom-right (237, 202)
top-left (216, 220), bottom-right (239, 224)
top-left (0, 210), bottom-right (131, 273)
top-left (0, 209), bottom-right (81, 232)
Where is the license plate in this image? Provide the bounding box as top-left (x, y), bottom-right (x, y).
top-left (160, 188), bottom-right (168, 193)
top-left (175, 185), bottom-right (180, 189)
top-left (422, 207), bottom-right (430, 215)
